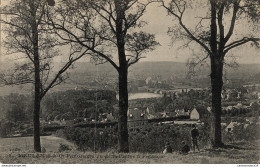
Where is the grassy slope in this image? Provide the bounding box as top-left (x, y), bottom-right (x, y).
top-left (0, 136), bottom-right (259, 164)
top-left (0, 136), bottom-right (76, 153)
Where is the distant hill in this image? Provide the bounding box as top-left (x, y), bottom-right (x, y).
top-left (2, 60), bottom-right (260, 79)
top-left (0, 61), bottom-right (260, 96)
top-left (68, 61), bottom-right (260, 80)
top-left (67, 61), bottom-right (189, 79)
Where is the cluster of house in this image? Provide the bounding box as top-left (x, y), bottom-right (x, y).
top-left (127, 101), bottom-right (260, 130)
top-left (223, 103), bottom-right (249, 110)
top-left (144, 77), bottom-right (173, 89)
top-left (224, 117), bottom-right (260, 133)
top-left (128, 107), bottom-right (190, 120)
top-left (222, 85), bottom-right (260, 101)
top-left (43, 99), bottom-right (259, 131)
top-left (222, 101), bottom-right (260, 112)
top-left (46, 105), bottom-right (206, 127)
top-left (221, 89), bottom-right (244, 100)
top-left (243, 84), bottom-right (260, 99)
top-left (127, 106), bottom-right (210, 127)
top-left (42, 112), bottom-right (116, 126)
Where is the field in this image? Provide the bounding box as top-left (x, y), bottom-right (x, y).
top-left (0, 136), bottom-right (259, 164)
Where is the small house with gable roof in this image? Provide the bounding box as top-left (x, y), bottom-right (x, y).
top-left (190, 108), bottom-right (199, 120)
top-left (225, 121), bottom-right (241, 132)
top-left (190, 107), bottom-right (211, 121)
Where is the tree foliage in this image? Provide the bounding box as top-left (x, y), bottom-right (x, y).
top-left (0, 0), bottom-right (89, 98)
top-left (45, 0), bottom-right (159, 152)
top-left (41, 89), bottom-right (117, 121)
top-left (0, 0), bottom-right (89, 152)
top-left (161, 0), bottom-right (260, 147)
top-left (46, 0), bottom-right (159, 69)
top-left (161, 0), bottom-right (260, 64)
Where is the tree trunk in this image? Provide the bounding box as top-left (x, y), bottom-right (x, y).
top-left (114, 0), bottom-right (129, 153)
top-left (118, 69), bottom-right (129, 152)
top-left (209, 0), bottom-right (224, 148)
top-left (31, 0), bottom-right (41, 152)
top-left (210, 58), bottom-right (224, 148)
top-left (33, 81), bottom-right (41, 152)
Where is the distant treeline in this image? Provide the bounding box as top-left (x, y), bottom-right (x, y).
top-left (41, 89), bottom-right (117, 121)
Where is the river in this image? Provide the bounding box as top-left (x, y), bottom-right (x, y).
top-left (116, 92), bottom-right (163, 100)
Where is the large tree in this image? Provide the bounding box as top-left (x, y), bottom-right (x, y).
top-left (47, 0), bottom-right (158, 152)
top-left (0, 0), bottom-right (88, 152)
top-left (161, 0), bottom-right (259, 147)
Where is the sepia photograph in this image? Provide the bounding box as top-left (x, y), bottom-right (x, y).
top-left (0, 0), bottom-right (259, 165)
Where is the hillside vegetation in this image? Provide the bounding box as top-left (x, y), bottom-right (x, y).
top-left (0, 136), bottom-right (259, 164)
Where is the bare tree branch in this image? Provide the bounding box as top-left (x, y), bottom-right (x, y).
top-left (46, 11), bottom-right (120, 71)
top-left (223, 1), bottom-right (240, 44)
top-left (41, 49), bottom-right (89, 98)
top-left (161, 0), bottom-right (211, 55)
top-left (224, 37), bottom-right (260, 54)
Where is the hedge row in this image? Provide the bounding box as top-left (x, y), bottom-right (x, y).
top-left (57, 124), bottom-right (211, 153)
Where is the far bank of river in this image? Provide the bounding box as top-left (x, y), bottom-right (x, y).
top-left (116, 87), bottom-right (205, 100)
top-left (116, 92), bottom-right (163, 100)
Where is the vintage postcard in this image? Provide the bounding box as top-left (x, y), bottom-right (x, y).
top-left (0, 0), bottom-right (259, 165)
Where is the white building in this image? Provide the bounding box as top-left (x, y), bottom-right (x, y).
top-left (190, 108), bottom-right (200, 120)
top-left (145, 77), bottom-right (152, 85)
top-left (225, 121), bottom-right (241, 132)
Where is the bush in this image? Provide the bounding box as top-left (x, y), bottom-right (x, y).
top-left (55, 129), bottom-right (65, 138)
top-left (62, 127), bottom-right (118, 152)
top-left (0, 120), bottom-right (15, 137)
top-left (223, 123), bottom-right (260, 143)
top-left (41, 89), bottom-right (117, 121)
top-left (58, 143), bottom-right (72, 152)
top-left (61, 124), bottom-right (211, 153)
top-left (129, 124), bottom-right (211, 153)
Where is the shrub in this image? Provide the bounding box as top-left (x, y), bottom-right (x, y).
top-left (61, 124), bottom-right (211, 153)
top-left (41, 147), bottom-right (46, 153)
top-left (62, 127), bottom-right (118, 152)
top-left (55, 129), bottom-right (65, 138)
top-left (0, 120), bottom-right (15, 137)
top-left (129, 124), bottom-right (211, 153)
top-left (58, 143), bottom-right (72, 152)
top-left (223, 123), bottom-right (260, 143)
top-left (41, 89), bottom-right (117, 121)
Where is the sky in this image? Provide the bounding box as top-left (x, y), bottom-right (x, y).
top-left (140, 1), bottom-right (260, 64)
top-left (0, 0), bottom-right (260, 65)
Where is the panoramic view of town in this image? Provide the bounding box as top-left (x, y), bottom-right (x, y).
top-left (0, 0), bottom-right (259, 165)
